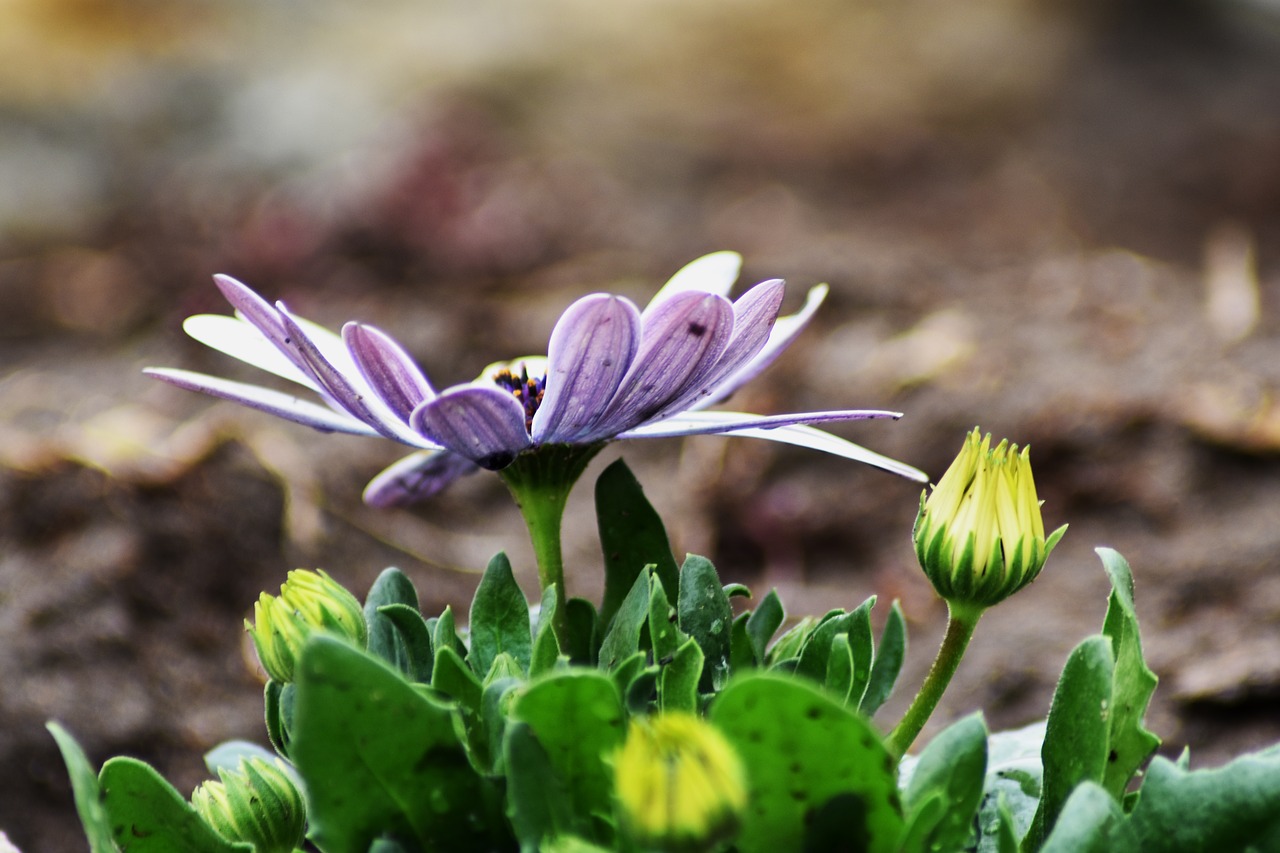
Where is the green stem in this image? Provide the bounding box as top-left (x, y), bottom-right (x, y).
top-left (886, 600), bottom-right (984, 759)
top-left (499, 444), bottom-right (603, 646)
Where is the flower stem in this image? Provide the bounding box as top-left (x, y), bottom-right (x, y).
top-left (886, 600), bottom-right (984, 759)
top-left (499, 445), bottom-right (603, 647)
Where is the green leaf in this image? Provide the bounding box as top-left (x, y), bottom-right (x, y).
top-left (364, 567), bottom-right (424, 675)
top-left (482, 675), bottom-right (522, 775)
top-left (99, 758), bottom-right (251, 852)
top-left (861, 600), bottom-right (907, 717)
top-left (659, 636), bottom-right (705, 713)
top-left (1126, 752), bottom-right (1280, 851)
top-left (505, 721), bottom-right (575, 851)
top-left (647, 573), bottom-right (684, 664)
top-left (723, 582), bottom-right (753, 598)
top-left (845, 597), bottom-right (875, 708)
top-left (47, 723), bottom-right (116, 853)
top-left (291, 636), bottom-right (507, 851)
top-left (976, 722), bottom-right (1044, 853)
top-left (1096, 548), bottom-right (1160, 800)
top-left (730, 611), bottom-right (754, 672)
top-left (1030, 635), bottom-right (1115, 847)
top-left (824, 633), bottom-right (855, 703)
top-left (676, 555), bottom-right (733, 690)
top-left (746, 588), bottom-right (785, 664)
top-left (432, 644), bottom-right (488, 767)
top-left (564, 598), bottom-right (599, 665)
top-left (711, 673), bottom-right (904, 853)
top-left (374, 603), bottom-right (435, 683)
top-left (794, 609), bottom-right (852, 684)
top-left (530, 585), bottom-right (563, 677)
top-left (596, 459), bottom-right (680, 628)
top-left (510, 670), bottom-right (627, 846)
top-left (903, 713), bottom-right (988, 853)
top-left (263, 681), bottom-right (296, 760)
top-left (1039, 781), bottom-right (1135, 853)
top-left (599, 568), bottom-right (651, 669)
top-left (469, 552), bottom-right (533, 677)
top-left (767, 616), bottom-right (816, 666)
top-left (431, 605), bottom-right (468, 661)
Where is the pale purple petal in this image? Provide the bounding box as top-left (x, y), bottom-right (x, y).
top-left (362, 450), bottom-right (480, 507)
top-left (532, 294), bottom-right (641, 444)
top-left (639, 279), bottom-right (785, 422)
top-left (410, 385), bottom-right (532, 469)
top-left (183, 314), bottom-right (315, 388)
top-left (644, 251), bottom-right (742, 313)
top-left (618, 409), bottom-right (903, 438)
top-left (344, 322), bottom-right (435, 423)
top-left (581, 291), bottom-right (734, 442)
top-left (630, 416), bottom-right (928, 482)
top-left (275, 305), bottom-right (422, 444)
top-left (144, 368), bottom-right (383, 437)
top-left (694, 282), bottom-right (828, 410)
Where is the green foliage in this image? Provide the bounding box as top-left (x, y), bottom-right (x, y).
top-left (595, 459), bottom-right (680, 628)
top-left (99, 756), bottom-right (252, 852)
top-left (902, 713), bottom-right (988, 852)
top-left (468, 552), bottom-right (533, 677)
top-left (710, 673), bottom-right (905, 852)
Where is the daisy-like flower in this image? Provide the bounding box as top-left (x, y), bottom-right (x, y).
top-left (145, 252), bottom-right (926, 506)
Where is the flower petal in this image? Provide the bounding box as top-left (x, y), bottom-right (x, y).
top-left (583, 291), bottom-right (734, 441)
top-left (694, 282), bottom-right (827, 410)
top-left (343, 322), bottom-right (435, 423)
top-left (362, 450), bottom-right (480, 507)
top-left (639, 278), bottom-right (785, 422)
top-left (276, 304), bottom-right (422, 444)
top-left (644, 251), bottom-right (742, 313)
top-left (619, 408), bottom-right (903, 438)
top-left (410, 385), bottom-right (532, 469)
top-left (183, 314), bottom-right (315, 388)
top-left (532, 293), bottom-right (641, 443)
top-left (639, 416), bottom-right (929, 482)
top-left (144, 368), bottom-right (384, 437)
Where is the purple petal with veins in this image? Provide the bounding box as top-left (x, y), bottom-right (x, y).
top-left (344, 322), bottom-right (435, 423)
top-left (276, 305), bottom-right (420, 444)
top-left (363, 450), bottom-right (480, 507)
top-left (533, 293), bottom-right (641, 443)
top-left (144, 368), bottom-right (386, 437)
top-left (695, 282), bottom-right (827, 410)
top-left (410, 385), bottom-right (532, 469)
top-left (639, 278), bottom-right (784, 423)
top-left (581, 290), bottom-right (734, 442)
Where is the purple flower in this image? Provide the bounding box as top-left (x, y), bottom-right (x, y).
top-left (146, 252), bottom-right (926, 506)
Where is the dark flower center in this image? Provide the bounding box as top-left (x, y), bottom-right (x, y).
top-left (492, 364), bottom-right (546, 432)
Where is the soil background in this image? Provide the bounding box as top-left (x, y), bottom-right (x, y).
top-left (4, 0), bottom-right (1280, 848)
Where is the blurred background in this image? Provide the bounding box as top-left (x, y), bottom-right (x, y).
top-left (3, 0), bottom-right (1280, 846)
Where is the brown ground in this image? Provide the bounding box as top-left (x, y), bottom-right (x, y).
top-left (3, 1), bottom-right (1280, 848)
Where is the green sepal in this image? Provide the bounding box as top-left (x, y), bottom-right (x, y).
top-left (263, 681), bottom-right (295, 759)
top-left (595, 459), bottom-right (680, 629)
top-left (676, 554), bottom-right (733, 690)
top-left (469, 552), bottom-right (533, 677)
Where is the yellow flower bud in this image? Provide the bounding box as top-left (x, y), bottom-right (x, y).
top-left (191, 757), bottom-right (306, 853)
top-left (246, 569), bottom-right (366, 684)
top-left (914, 428), bottom-right (1067, 608)
top-left (614, 713), bottom-right (746, 853)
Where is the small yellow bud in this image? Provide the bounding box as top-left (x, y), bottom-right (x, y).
top-left (914, 428), bottom-right (1067, 608)
top-left (246, 569), bottom-right (366, 683)
top-left (614, 713), bottom-right (746, 853)
top-left (191, 757), bottom-right (306, 853)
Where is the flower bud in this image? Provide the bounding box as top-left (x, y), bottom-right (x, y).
top-left (914, 428), bottom-right (1067, 608)
top-left (246, 569), bottom-right (366, 683)
top-left (614, 713), bottom-right (746, 853)
top-left (191, 757), bottom-right (306, 853)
